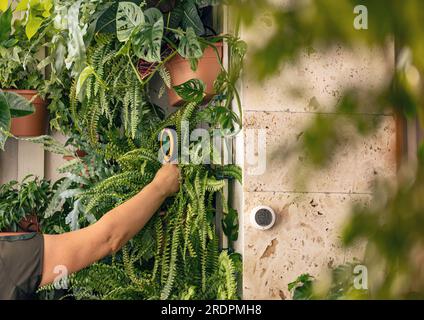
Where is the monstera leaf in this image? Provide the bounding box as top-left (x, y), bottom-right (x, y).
top-left (132, 8), bottom-right (164, 62)
top-left (173, 78), bottom-right (205, 103)
top-left (95, 0), bottom-right (144, 34)
top-left (177, 26), bottom-right (203, 70)
top-left (0, 91), bottom-right (35, 150)
top-left (177, 26), bottom-right (203, 58)
top-left (116, 1), bottom-right (144, 42)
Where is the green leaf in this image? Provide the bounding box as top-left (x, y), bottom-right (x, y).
top-left (0, 6), bottom-right (12, 42)
top-left (165, 2), bottom-right (183, 29)
top-left (177, 27), bottom-right (203, 60)
top-left (15, 0), bottom-right (28, 11)
top-left (65, 1), bottom-right (87, 77)
top-left (23, 135), bottom-right (73, 156)
top-left (0, 90), bottom-right (34, 149)
top-left (0, 0), bottom-right (8, 12)
top-left (222, 208), bottom-right (239, 242)
top-left (182, 0), bottom-right (205, 36)
top-left (132, 8), bottom-right (164, 63)
top-left (41, 0), bottom-right (52, 18)
top-left (173, 78), bottom-right (205, 103)
top-left (116, 1), bottom-right (144, 42)
top-left (94, 2), bottom-right (118, 34)
top-left (25, 14), bottom-right (43, 40)
top-left (288, 274), bottom-right (315, 300)
top-left (0, 92), bottom-right (11, 150)
top-left (76, 66), bottom-right (95, 96)
top-left (2, 91), bottom-right (35, 117)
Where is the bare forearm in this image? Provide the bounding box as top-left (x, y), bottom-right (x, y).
top-left (41, 164), bottom-right (180, 287)
top-left (99, 180), bottom-right (167, 253)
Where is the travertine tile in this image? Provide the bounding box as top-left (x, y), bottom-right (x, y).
top-left (242, 45), bottom-right (394, 113)
top-left (240, 5), bottom-right (394, 114)
top-left (243, 111), bottom-right (396, 193)
top-left (243, 192), bottom-right (368, 300)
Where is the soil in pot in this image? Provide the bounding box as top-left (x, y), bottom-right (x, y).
top-left (3, 89), bottom-right (48, 137)
top-left (166, 42), bottom-right (223, 107)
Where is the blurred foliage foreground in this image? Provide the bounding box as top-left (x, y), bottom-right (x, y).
top-left (230, 0), bottom-right (424, 299)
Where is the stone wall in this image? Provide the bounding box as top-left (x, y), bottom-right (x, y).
top-left (240, 10), bottom-right (396, 299)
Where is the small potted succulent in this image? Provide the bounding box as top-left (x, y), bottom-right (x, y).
top-left (0, 175), bottom-right (53, 233)
top-left (0, 4), bottom-right (48, 137)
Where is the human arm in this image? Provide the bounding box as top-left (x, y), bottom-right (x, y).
top-left (39, 164), bottom-right (180, 287)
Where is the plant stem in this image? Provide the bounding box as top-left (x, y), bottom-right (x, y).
top-left (127, 53), bottom-right (145, 87)
top-left (143, 50), bottom-right (178, 85)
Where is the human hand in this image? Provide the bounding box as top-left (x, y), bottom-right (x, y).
top-left (152, 164), bottom-right (180, 197)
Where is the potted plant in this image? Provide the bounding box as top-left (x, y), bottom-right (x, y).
top-left (164, 0), bottom-right (223, 106)
top-left (0, 90), bottom-right (35, 150)
top-left (0, 3), bottom-right (49, 137)
top-left (112, 1), bottom-right (224, 107)
top-left (0, 175), bottom-right (53, 233)
top-left (166, 40), bottom-right (223, 106)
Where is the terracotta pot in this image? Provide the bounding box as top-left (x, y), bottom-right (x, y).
top-left (2, 89), bottom-right (48, 137)
top-left (63, 150), bottom-right (89, 176)
top-left (63, 149), bottom-right (87, 161)
top-left (166, 42), bottom-right (223, 107)
top-left (18, 213), bottom-right (41, 233)
top-left (138, 47), bottom-right (173, 80)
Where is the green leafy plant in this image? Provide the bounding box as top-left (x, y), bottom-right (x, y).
top-left (289, 263), bottom-right (370, 300)
top-left (25, 0), bottom-right (245, 300)
top-left (0, 175), bottom-right (52, 232)
top-left (14, 0), bottom-right (53, 40)
top-left (38, 78), bottom-right (243, 299)
top-left (0, 5), bottom-right (44, 90)
top-left (73, 33), bottom-right (164, 148)
top-left (288, 274), bottom-right (315, 300)
top-left (0, 91), bottom-right (35, 149)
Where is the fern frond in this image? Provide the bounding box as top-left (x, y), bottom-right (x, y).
top-left (217, 164), bottom-right (242, 183)
top-left (158, 65), bottom-right (171, 88)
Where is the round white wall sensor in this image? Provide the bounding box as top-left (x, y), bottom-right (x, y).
top-left (250, 205), bottom-right (276, 230)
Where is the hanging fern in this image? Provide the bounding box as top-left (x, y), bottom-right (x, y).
top-left (69, 125), bottom-right (242, 299)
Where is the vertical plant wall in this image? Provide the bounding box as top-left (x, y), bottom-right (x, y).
top-left (0, 0), bottom-right (246, 299)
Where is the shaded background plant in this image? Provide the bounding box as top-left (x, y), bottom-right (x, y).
top-left (0, 175), bottom-right (52, 232)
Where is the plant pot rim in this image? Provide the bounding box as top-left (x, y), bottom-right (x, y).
top-left (1, 89), bottom-right (39, 94)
